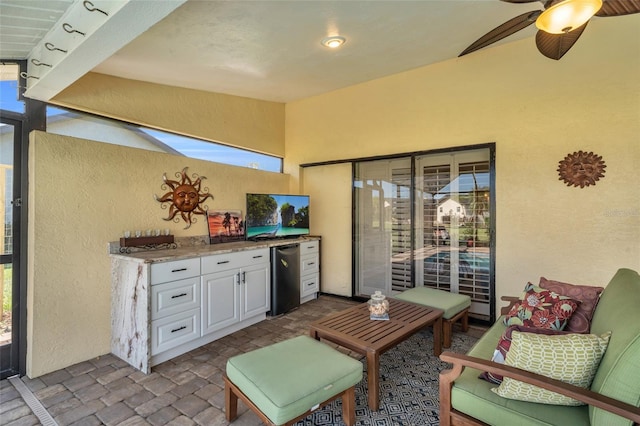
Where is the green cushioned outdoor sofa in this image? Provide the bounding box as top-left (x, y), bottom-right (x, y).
top-left (439, 268), bottom-right (640, 426)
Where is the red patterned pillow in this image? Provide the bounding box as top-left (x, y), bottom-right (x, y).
top-left (503, 282), bottom-right (580, 330)
top-left (479, 325), bottom-right (569, 384)
top-left (539, 277), bottom-right (604, 334)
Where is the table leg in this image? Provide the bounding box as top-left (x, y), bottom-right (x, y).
top-left (366, 350), bottom-right (380, 411)
top-left (309, 328), bottom-right (319, 340)
top-left (433, 316), bottom-right (443, 357)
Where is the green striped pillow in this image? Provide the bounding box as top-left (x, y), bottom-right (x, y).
top-left (492, 330), bottom-right (611, 406)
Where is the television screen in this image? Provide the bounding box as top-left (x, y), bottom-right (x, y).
top-left (245, 193), bottom-right (310, 240)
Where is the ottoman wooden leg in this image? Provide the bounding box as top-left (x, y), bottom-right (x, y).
top-left (342, 386), bottom-right (356, 426)
top-left (225, 376), bottom-right (239, 422)
top-left (443, 320), bottom-right (453, 348)
top-left (461, 309), bottom-right (469, 332)
top-left (443, 308), bottom-right (470, 348)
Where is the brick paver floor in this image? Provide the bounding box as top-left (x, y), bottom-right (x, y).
top-left (0, 294), bottom-right (486, 425)
top-left (0, 295), bottom-right (359, 425)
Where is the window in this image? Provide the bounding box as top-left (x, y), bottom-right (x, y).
top-left (0, 64), bottom-right (24, 114)
top-left (46, 106), bottom-right (283, 172)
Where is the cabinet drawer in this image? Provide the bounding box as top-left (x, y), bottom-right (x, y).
top-left (151, 258), bottom-right (200, 285)
top-left (301, 274), bottom-right (319, 297)
top-left (201, 248), bottom-right (269, 274)
top-left (301, 254), bottom-right (319, 276)
top-left (151, 308), bottom-right (201, 355)
top-left (151, 277), bottom-right (200, 320)
top-left (300, 240), bottom-right (319, 255)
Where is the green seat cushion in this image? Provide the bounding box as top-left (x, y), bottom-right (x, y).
top-left (588, 268), bottom-right (640, 426)
top-left (451, 318), bottom-right (590, 425)
top-left (226, 335), bottom-right (363, 425)
top-left (394, 287), bottom-right (470, 319)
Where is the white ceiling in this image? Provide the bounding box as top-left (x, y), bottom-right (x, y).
top-left (1, 0), bottom-right (636, 103)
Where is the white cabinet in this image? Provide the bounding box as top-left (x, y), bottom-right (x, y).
top-left (201, 248), bottom-right (270, 335)
top-left (149, 259), bottom-right (202, 356)
top-left (111, 238), bottom-right (318, 374)
top-left (300, 240), bottom-right (320, 303)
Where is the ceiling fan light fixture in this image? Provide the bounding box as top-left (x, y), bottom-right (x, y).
top-left (321, 36), bottom-right (346, 49)
top-left (536, 0), bottom-right (603, 34)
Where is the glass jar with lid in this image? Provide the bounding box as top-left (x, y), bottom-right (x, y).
top-left (368, 291), bottom-right (389, 320)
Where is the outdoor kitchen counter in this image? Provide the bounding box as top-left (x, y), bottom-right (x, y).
top-left (110, 235), bottom-right (321, 374)
top-left (109, 236), bottom-right (320, 263)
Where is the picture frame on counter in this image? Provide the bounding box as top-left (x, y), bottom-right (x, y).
top-left (208, 210), bottom-right (244, 244)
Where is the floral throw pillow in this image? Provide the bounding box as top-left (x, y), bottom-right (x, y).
top-left (539, 277), bottom-right (604, 334)
top-left (503, 283), bottom-right (580, 330)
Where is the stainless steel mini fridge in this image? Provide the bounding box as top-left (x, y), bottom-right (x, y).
top-left (270, 244), bottom-right (300, 315)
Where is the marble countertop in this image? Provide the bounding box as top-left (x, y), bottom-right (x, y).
top-left (109, 236), bottom-right (320, 264)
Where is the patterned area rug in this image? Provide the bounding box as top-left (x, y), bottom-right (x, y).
top-left (295, 328), bottom-right (478, 426)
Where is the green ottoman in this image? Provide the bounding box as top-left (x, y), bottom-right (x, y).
top-left (225, 335), bottom-right (363, 426)
top-left (395, 287), bottom-right (471, 348)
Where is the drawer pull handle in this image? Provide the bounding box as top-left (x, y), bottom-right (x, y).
top-left (307, 282), bottom-right (315, 287)
top-left (217, 260), bottom-right (230, 265)
top-left (171, 293), bottom-right (187, 299)
top-left (171, 325), bottom-right (187, 333)
top-left (252, 255), bottom-right (263, 259)
top-left (171, 268), bottom-right (187, 273)
top-left (308, 262), bottom-right (315, 266)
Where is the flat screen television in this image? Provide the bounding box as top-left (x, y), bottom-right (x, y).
top-left (245, 193), bottom-right (310, 240)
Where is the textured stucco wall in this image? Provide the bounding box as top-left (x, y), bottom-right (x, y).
top-left (27, 131), bottom-right (289, 377)
top-left (288, 16), bottom-right (640, 300)
top-left (28, 15), bottom-right (639, 377)
top-left (53, 72), bottom-right (285, 157)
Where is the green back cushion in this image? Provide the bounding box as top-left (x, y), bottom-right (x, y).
top-left (589, 268), bottom-right (640, 426)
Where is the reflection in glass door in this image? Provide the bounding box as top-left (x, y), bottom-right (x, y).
top-left (354, 148), bottom-right (494, 322)
top-left (354, 158), bottom-right (411, 297)
top-left (0, 118), bottom-right (19, 377)
top-left (415, 150), bottom-right (492, 320)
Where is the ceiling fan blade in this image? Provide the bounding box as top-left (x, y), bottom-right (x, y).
top-left (459, 10), bottom-right (542, 56)
top-left (535, 22), bottom-right (588, 60)
top-left (596, 0), bottom-right (640, 16)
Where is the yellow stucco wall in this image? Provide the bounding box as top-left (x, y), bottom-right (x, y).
top-left (27, 131), bottom-right (289, 377)
top-left (53, 72), bottom-right (285, 157)
top-left (27, 15), bottom-right (639, 377)
top-left (287, 17), bottom-right (640, 300)
top-left (302, 164), bottom-right (353, 296)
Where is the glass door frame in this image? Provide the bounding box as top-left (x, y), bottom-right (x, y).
top-left (0, 59), bottom-right (42, 378)
top-left (351, 144), bottom-right (496, 324)
top-left (0, 115), bottom-right (22, 378)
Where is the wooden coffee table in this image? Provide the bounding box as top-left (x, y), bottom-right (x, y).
top-left (309, 298), bottom-right (443, 411)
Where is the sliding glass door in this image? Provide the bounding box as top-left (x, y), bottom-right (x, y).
top-left (414, 150), bottom-right (492, 320)
top-left (354, 147), bottom-right (494, 322)
top-left (354, 158), bottom-right (411, 296)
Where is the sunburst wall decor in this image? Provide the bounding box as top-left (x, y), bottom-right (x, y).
top-left (557, 151), bottom-right (606, 188)
top-left (154, 167), bottom-right (214, 228)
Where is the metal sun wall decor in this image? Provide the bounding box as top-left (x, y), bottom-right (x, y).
top-left (154, 167), bottom-right (214, 229)
top-left (557, 151), bottom-right (606, 188)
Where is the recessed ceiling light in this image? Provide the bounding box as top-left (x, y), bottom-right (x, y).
top-left (321, 36), bottom-right (346, 49)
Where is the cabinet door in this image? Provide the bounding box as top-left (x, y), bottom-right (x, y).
top-left (241, 262), bottom-right (270, 320)
top-left (201, 270), bottom-right (240, 335)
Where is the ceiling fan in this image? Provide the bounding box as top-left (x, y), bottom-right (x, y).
top-left (459, 0), bottom-right (640, 60)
